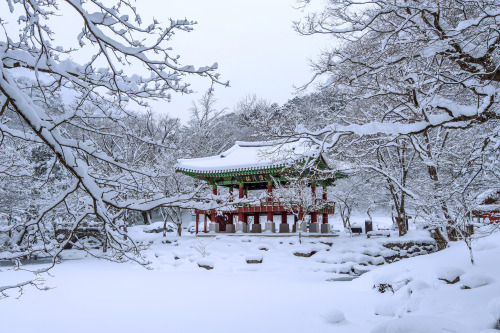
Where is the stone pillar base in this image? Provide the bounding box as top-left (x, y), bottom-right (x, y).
top-left (321, 224), bottom-right (331, 234)
top-left (235, 223), bottom-right (247, 233)
top-left (251, 224), bottom-right (262, 233)
top-left (264, 222), bottom-right (276, 233)
top-left (208, 223), bottom-right (219, 233)
top-left (279, 224), bottom-right (289, 233)
top-left (309, 222), bottom-right (320, 233)
top-left (299, 223), bottom-right (307, 233)
top-left (225, 224), bottom-right (235, 233)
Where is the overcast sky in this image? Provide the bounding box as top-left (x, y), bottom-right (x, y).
top-left (136, 0), bottom-right (331, 123)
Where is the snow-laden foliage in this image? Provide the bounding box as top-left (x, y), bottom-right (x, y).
top-left (293, 0), bottom-right (500, 237)
top-left (0, 0), bottom-right (226, 296)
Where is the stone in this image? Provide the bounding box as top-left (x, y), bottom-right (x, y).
top-left (208, 223), bottom-right (219, 233)
top-left (279, 224), bottom-right (290, 233)
top-left (235, 223), bottom-right (247, 233)
top-left (309, 222), bottom-right (319, 233)
top-left (251, 224), bottom-right (262, 233)
top-left (246, 258), bottom-right (263, 264)
top-left (293, 250), bottom-right (317, 257)
top-left (321, 224), bottom-right (331, 234)
top-left (264, 222), bottom-right (276, 233)
top-left (439, 276), bottom-right (460, 284)
top-left (225, 224), bottom-right (235, 233)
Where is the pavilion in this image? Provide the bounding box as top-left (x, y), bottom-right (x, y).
top-left (176, 139), bottom-right (346, 234)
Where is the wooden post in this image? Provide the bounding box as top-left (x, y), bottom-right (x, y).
top-left (212, 184), bottom-right (217, 196)
top-left (204, 214), bottom-right (207, 233)
top-left (238, 183), bottom-right (244, 223)
top-left (322, 186), bottom-right (328, 224)
top-left (254, 212), bottom-right (260, 226)
top-left (267, 180), bottom-right (273, 222)
top-left (311, 184), bottom-right (317, 223)
top-left (195, 212), bottom-right (199, 235)
top-left (281, 212), bottom-right (287, 224)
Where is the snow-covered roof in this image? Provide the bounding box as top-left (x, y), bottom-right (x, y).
top-left (475, 189), bottom-right (500, 211)
top-left (176, 139), bottom-right (325, 174)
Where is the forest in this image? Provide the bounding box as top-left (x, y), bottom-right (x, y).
top-left (1, 1), bottom-right (500, 332)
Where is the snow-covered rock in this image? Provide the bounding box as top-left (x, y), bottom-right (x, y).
top-left (197, 258), bottom-right (214, 270)
top-left (245, 253), bottom-right (263, 264)
top-left (323, 309), bottom-right (346, 324)
top-left (461, 273), bottom-right (492, 289)
top-left (436, 266), bottom-right (465, 284)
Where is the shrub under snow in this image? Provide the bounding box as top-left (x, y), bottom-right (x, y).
top-left (323, 309), bottom-right (346, 324)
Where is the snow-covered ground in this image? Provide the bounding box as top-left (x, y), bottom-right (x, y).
top-left (1, 223), bottom-right (499, 333)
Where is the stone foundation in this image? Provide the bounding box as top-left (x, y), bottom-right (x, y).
top-left (235, 223), bottom-right (247, 233)
top-left (279, 224), bottom-right (290, 233)
top-left (208, 223), bottom-right (219, 233)
top-left (309, 222), bottom-right (319, 233)
top-left (251, 224), bottom-right (262, 233)
top-left (264, 222), bottom-right (276, 233)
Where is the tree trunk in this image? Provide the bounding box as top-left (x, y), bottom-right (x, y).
top-left (142, 211), bottom-right (151, 225)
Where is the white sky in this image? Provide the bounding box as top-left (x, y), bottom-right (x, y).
top-left (1, 0), bottom-right (331, 123)
top-left (137, 0), bottom-right (331, 123)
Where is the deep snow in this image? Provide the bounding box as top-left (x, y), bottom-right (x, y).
top-left (1, 224), bottom-right (499, 333)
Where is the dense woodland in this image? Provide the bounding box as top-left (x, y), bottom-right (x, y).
top-left (1, 0), bottom-right (499, 295)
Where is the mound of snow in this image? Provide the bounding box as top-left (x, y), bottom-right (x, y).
top-left (475, 242), bottom-right (498, 251)
top-left (436, 267), bottom-right (465, 284)
top-left (323, 309), bottom-right (345, 324)
top-left (370, 315), bottom-right (466, 333)
top-left (488, 298), bottom-right (500, 322)
top-left (373, 270), bottom-right (412, 293)
top-left (406, 280), bottom-right (431, 294)
top-left (197, 259), bottom-right (214, 270)
top-left (374, 299), bottom-right (404, 317)
top-left (245, 253), bottom-right (264, 264)
top-left (461, 273), bottom-right (492, 289)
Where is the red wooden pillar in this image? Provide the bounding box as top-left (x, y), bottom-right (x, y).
top-left (229, 186), bottom-right (233, 202)
top-left (204, 214), bottom-right (207, 233)
top-left (238, 183), bottom-right (244, 223)
top-left (195, 212), bottom-right (199, 235)
top-left (254, 212), bottom-right (260, 226)
top-left (212, 184), bottom-right (218, 195)
top-left (281, 211), bottom-right (287, 224)
top-left (267, 181), bottom-right (273, 222)
top-left (322, 186), bottom-right (328, 224)
top-left (310, 184), bottom-right (317, 223)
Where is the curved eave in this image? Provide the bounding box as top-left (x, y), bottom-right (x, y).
top-left (175, 164), bottom-right (288, 179)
